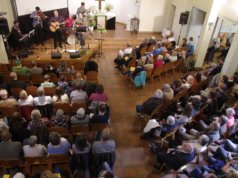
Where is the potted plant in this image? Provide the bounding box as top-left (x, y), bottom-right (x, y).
top-left (105, 4), bottom-right (113, 12)
top-left (87, 15), bottom-right (96, 32)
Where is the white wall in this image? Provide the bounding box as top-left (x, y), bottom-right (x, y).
top-left (138, 0), bottom-right (171, 32)
top-left (186, 7), bottom-right (206, 51)
top-left (220, 20), bottom-right (238, 33)
top-left (68, 0), bottom-right (140, 24)
top-left (0, 0), bottom-right (14, 64)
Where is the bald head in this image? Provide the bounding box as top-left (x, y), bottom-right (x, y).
top-left (10, 72), bottom-right (17, 80)
top-left (182, 143), bottom-right (194, 154)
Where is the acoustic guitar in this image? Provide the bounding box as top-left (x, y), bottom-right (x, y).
top-left (49, 21), bottom-right (65, 32)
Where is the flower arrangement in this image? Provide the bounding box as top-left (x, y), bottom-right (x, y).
top-left (105, 3), bottom-right (113, 12)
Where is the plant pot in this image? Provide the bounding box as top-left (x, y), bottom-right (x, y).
top-left (89, 26), bottom-right (94, 32)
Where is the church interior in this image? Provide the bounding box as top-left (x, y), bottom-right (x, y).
top-left (0, 0), bottom-right (238, 177)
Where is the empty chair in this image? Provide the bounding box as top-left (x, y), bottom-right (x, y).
top-left (71, 102), bottom-right (87, 114)
top-left (26, 86), bottom-right (38, 97)
top-left (44, 87), bottom-right (56, 97)
top-left (86, 71), bottom-right (98, 84)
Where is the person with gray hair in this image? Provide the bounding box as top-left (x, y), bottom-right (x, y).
top-left (0, 89), bottom-right (18, 107)
top-left (51, 109), bottom-right (69, 128)
top-left (40, 74), bottom-right (55, 88)
top-left (160, 115), bottom-right (179, 137)
top-left (136, 89), bottom-right (164, 117)
top-left (154, 143), bottom-right (195, 170)
top-left (92, 128), bottom-right (115, 154)
top-left (18, 90), bottom-right (34, 106)
top-left (27, 109), bottom-right (50, 130)
top-left (162, 83), bottom-right (174, 100)
top-left (70, 108), bottom-right (89, 125)
top-left (23, 135), bottom-right (47, 157)
top-left (33, 87), bottom-right (52, 106)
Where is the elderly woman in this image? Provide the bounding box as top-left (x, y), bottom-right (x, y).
top-left (182, 75), bottom-right (196, 89)
top-left (70, 108), bottom-right (89, 125)
top-left (136, 89), bottom-right (164, 117)
top-left (162, 83), bottom-right (174, 100)
top-left (92, 128), bottom-right (115, 154)
top-left (27, 109), bottom-right (50, 130)
top-left (47, 132), bottom-right (70, 155)
top-left (18, 90), bottom-right (34, 106)
top-left (33, 87), bottom-right (52, 106)
top-left (0, 89), bottom-right (18, 107)
top-left (52, 86), bottom-right (69, 103)
top-left (51, 109), bottom-right (69, 128)
top-left (226, 107), bottom-right (236, 129)
top-left (176, 104), bottom-right (193, 124)
top-left (23, 135), bottom-right (47, 157)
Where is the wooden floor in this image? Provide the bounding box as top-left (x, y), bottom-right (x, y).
top-left (96, 24), bottom-right (187, 178)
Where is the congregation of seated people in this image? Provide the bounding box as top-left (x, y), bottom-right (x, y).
top-left (136, 63), bottom-right (238, 177)
top-left (0, 58), bottom-right (116, 178)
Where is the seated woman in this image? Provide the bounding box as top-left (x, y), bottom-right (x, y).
top-left (57, 61), bottom-right (72, 74)
top-left (71, 72), bottom-right (86, 90)
top-left (0, 89), bottom-right (18, 107)
top-left (91, 103), bottom-right (110, 124)
top-left (47, 132), bottom-right (71, 155)
top-left (226, 107), bottom-right (236, 129)
top-left (51, 109), bottom-right (69, 128)
top-left (70, 108), bottom-right (89, 125)
top-left (58, 75), bottom-right (71, 96)
top-left (18, 90), bottom-right (34, 106)
top-left (153, 55), bottom-right (163, 73)
top-left (90, 84), bottom-right (108, 103)
top-left (52, 86), bottom-right (70, 103)
top-left (23, 135), bottom-right (48, 157)
top-left (136, 89), bottom-right (164, 117)
top-left (162, 83), bottom-right (174, 101)
top-left (164, 50), bottom-right (178, 63)
top-left (176, 103), bottom-right (193, 124)
top-left (27, 109), bottom-right (50, 130)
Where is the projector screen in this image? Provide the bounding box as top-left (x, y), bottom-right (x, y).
top-left (16, 0), bottom-right (68, 16)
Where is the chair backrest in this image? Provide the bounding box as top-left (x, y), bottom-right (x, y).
top-left (54, 102), bottom-right (71, 114)
top-left (90, 123), bottom-right (108, 132)
top-left (48, 154), bottom-right (70, 164)
top-left (93, 152), bottom-right (116, 170)
top-left (0, 106), bottom-right (18, 117)
top-left (24, 156), bottom-right (48, 175)
top-left (0, 64), bottom-right (9, 73)
top-left (10, 87), bottom-right (23, 99)
top-left (44, 87), bottom-right (56, 97)
top-left (0, 159), bottom-right (24, 169)
top-left (147, 45), bottom-right (155, 52)
top-left (37, 104), bottom-right (53, 118)
top-left (70, 125), bottom-right (89, 135)
top-left (18, 74), bottom-right (30, 83)
top-left (31, 74), bottom-right (44, 85)
top-left (86, 71), bottom-right (98, 84)
top-left (140, 46), bottom-right (148, 57)
top-left (70, 102), bottom-right (87, 114)
top-left (47, 73), bottom-right (58, 84)
top-left (26, 86), bottom-right (38, 97)
top-left (73, 61), bottom-right (85, 71)
top-left (20, 105), bottom-right (35, 122)
top-left (50, 127), bottom-right (70, 138)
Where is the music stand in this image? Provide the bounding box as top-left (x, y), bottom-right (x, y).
top-left (95, 15), bottom-right (106, 60)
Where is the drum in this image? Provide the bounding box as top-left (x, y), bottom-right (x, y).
top-left (67, 34), bottom-right (77, 45)
top-left (62, 27), bottom-right (74, 37)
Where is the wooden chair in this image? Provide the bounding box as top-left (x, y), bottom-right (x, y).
top-left (47, 73), bottom-right (58, 84)
top-left (147, 45), bottom-right (155, 52)
top-left (175, 59), bottom-right (184, 72)
top-left (44, 87), bottom-right (56, 97)
top-left (0, 64), bottom-right (9, 73)
top-left (90, 123), bottom-right (108, 132)
top-left (26, 85), bottom-right (38, 97)
top-left (37, 63), bottom-right (47, 69)
top-left (10, 87), bottom-right (23, 99)
top-left (18, 74), bottom-right (30, 83)
top-left (145, 68), bottom-right (153, 83)
top-left (20, 105), bottom-right (35, 122)
top-left (0, 159), bottom-right (25, 171)
top-left (86, 71), bottom-right (98, 84)
top-left (24, 156), bottom-right (49, 176)
top-left (73, 61), bottom-right (84, 71)
top-left (166, 61), bottom-right (176, 74)
top-left (48, 154), bottom-right (72, 177)
top-left (70, 125), bottom-right (89, 136)
top-left (140, 46), bottom-right (148, 57)
top-left (60, 72), bottom-right (74, 82)
top-left (54, 102), bottom-right (71, 114)
top-left (31, 74), bottom-right (44, 85)
top-left (70, 102), bottom-right (87, 114)
top-left (50, 127), bottom-right (70, 138)
top-left (152, 67), bottom-right (162, 81)
top-left (160, 63), bottom-right (168, 77)
top-left (0, 106), bottom-right (18, 117)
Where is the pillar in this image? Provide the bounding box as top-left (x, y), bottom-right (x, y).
top-left (0, 36), bottom-right (9, 64)
top-left (220, 32), bottom-right (238, 77)
top-left (195, 0), bottom-right (224, 67)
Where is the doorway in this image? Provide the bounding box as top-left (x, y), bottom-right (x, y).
top-left (167, 4), bottom-right (176, 30)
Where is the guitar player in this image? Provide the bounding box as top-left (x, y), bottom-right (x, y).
top-left (49, 10), bottom-right (64, 49)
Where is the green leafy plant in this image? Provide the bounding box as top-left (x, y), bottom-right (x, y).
top-left (105, 4), bottom-right (113, 12)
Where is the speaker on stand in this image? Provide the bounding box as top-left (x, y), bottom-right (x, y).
top-left (177, 11), bottom-right (189, 44)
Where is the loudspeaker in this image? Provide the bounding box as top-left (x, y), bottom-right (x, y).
top-left (179, 11), bottom-right (189, 25)
top-left (69, 52), bottom-right (80, 59)
top-left (0, 18), bottom-right (9, 35)
top-left (51, 52), bottom-right (62, 59)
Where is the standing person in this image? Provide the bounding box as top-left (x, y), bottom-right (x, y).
top-left (76, 2), bottom-right (87, 18)
top-left (30, 6), bottom-right (46, 46)
top-left (49, 10), bottom-right (64, 49)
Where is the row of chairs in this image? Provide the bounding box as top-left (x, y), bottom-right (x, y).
top-left (3, 71), bottom-right (99, 85)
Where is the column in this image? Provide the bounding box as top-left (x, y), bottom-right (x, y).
top-left (0, 36), bottom-right (9, 64)
top-left (195, 0), bottom-right (223, 67)
top-left (220, 32), bottom-right (238, 77)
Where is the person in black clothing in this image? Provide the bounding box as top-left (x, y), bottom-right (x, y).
top-left (7, 72), bottom-right (26, 91)
top-left (84, 59), bottom-right (98, 75)
top-left (0, 73), bottom-right (7, 89)
top-left (90, 103), bottom-right (110, 124)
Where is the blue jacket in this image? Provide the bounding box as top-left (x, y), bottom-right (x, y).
top-left (134, 71), bottom-right (146, 88)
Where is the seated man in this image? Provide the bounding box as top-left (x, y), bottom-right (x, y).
top-left (12, 60), bottom-right (30, 76)
top-left (29, 62), bottom-right (43, 75)
top-left (0, 130), bottom-right (22, 160)
top-left (136, 89), bottom-right (164, 116)
top-left (155, 143), bottom-right (195, 170)
top-left (70, 82), bottom-right (88, 103)
top-left (70, 108), bottom-right (90, 125)
top-left (33, 87), bottom-right (52, 106)
top-left (0, 89), bottom-right (18, 107)
top-left (40, 74), bottom-right (55, 88)
top-left (7, 72), bottom-right (26, 91)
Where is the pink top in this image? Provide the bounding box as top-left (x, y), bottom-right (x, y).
top-left (153, 60), bottom-right (163, 72)
top-left (227, 116), bottom-right (235, 128)
top-left (89, 93), bottom-right (108, 102)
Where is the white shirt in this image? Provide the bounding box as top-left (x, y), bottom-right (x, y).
top-left (33, 96), bottom-right (52, 106)
top-left (144, 119), bottom-right (160, 133)
top-left (52, 94), bottom-right (70, 103)
top-left (18, 95), bottom-right (34, 106)
top-left (23, 144), bottom-right (47, 157)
